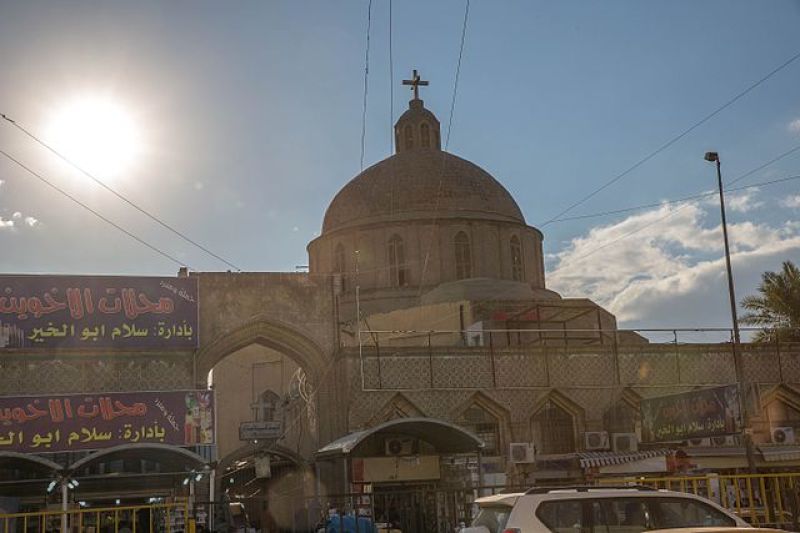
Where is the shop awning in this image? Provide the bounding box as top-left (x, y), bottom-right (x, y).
top-left (577, 449), bottom-right (669, 469)
top-left (759, 445), bottom-right (800, 462)
top-left (316, 417), bottom-right (484, 459)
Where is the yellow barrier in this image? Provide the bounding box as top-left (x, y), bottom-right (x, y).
top-left (0, 502), bottom-right (190, 533)
top-left (599, 472), bottom-right (800, 529)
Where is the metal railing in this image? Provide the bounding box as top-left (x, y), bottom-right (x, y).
top-left (0, 502), bottom-right (191, 533)
top-left (349, 327), bottom-right (800, 391)
top-left (600, 472), bottom-right (800, 530)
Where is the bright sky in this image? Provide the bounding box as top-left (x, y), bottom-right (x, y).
top-left (0, 1), bottom-right (799, 332)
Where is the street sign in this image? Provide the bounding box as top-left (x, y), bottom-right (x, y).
top-left (239, 421), bottom-right (282, 441)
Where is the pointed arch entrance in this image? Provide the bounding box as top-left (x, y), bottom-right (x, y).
top-left (199, 316), bottom-right (333, 532)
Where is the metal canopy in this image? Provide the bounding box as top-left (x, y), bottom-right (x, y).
top-left (69, 443), bottom-right (208, 472)
top-left (315, 417), bottom-right (484, 459)
top-left (0, 451), bottom-right (62, 474)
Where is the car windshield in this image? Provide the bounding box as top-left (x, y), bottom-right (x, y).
top-left (471, 505), bottom-right (513, 533)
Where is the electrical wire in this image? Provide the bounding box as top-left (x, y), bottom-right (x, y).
top-left (537, 48), bottom-right (800, 228)
top-left (416, 0), bottom-right (471, 295)
top-left (359, 0), bottom-right (373, 171)
top-left (550, 173), bottom-right (800, 224)
top-left (549, 173), bottom-right (800, 276)
top-left (0, 113), bottom-right (243, 271)
top-left (548, 143), bottom-right (800, 224)
top-left (389, 0), bottom-right (394, 152)
top-left (0, 148), bottom-right (189, 268)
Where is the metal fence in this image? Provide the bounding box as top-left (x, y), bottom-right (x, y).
top-left (601, 472), bottom-right (800, 530)
top-left (0, 502), bottom-right (191, 533)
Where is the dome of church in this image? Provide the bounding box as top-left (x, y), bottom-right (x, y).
top-left (322, 149), bottom-right (525, 234)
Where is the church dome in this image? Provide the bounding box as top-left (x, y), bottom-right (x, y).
top-left (322, 99), bottom-right (525, 234)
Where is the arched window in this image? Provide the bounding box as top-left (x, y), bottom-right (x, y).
top-left (420, 123), bottom-right (431, 148)
top-left (510, 235), bottom-right (524, 281)
top-left (454, 231), bottom-right (472, 280)
top-left (532, 400), bottom-right (575, 454)
top-left (334, 243), bottom-right (346, 292)
top-left (388, 234), bottom-right (408, 287)
top-left (404, 125), bottom-right (414, 149)
top-left (458, 405), bottom-right (501, 456)
top-left (254, 390), bottom-right (281, 422)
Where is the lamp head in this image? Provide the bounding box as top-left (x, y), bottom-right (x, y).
top-left (704, 151), bottom-right (719, 162)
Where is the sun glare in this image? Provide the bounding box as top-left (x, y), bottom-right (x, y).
top-left (45, 96), bottom-right (141, 178)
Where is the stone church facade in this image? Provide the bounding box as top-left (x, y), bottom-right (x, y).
top-left (3, 78), bottom-right (800, 529)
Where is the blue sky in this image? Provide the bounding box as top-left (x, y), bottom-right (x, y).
top-left (0, 0), bottom-right (799, 331)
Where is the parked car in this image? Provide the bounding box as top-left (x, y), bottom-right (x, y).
top-left (464, 486), bottom-right (750, 533)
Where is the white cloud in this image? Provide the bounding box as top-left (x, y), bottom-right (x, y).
top-left (24, 216), bottom-right (38, 227)
top-left (789, 119), bottom-right (800, 133)
top-left (11, 211), bottom-right (21, 220)
top-left (0, 218), bottom-right (13, 229)
top-left (547, 199), bottom-right (800, 326)
top-left (0, 179), bottom-right (5, 188)
top-left (781, 195), bottom-right (800, 209)
top-left (726, 190), bottom-right (764, 213)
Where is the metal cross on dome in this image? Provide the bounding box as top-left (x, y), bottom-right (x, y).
top-left (402, 69), bottom-right (429, 100)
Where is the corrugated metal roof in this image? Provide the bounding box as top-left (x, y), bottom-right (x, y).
top-left (577, 449), bottom-right (669, 468)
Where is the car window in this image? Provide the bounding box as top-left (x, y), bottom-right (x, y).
top-left (651, 497), bottom-right (736, 529)
top-left (472, 506), bottom-right (512, 533)
top-left (537, 500), bottom-right (586, 533)
top-left (591, 499), bottom-right (652, 533)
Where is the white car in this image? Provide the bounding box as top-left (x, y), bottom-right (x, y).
top-left (464, 486), bottom-right (750, 533)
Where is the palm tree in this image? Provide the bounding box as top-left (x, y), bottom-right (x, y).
top-left (741, 260), bottom-right (800, 342)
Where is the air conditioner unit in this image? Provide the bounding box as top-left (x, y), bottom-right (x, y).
top-left (686, 437), bottom-right (711, 447)
top-left (710, 435), bottom-right (738, 447)
top-left (584, 431), bottom-right (610, 451)
top-left (509, 442), bottom-right (536, 463)
top-left (385, 437), bottom-right (415, 456)
top-left (612, 433), bottom-right (638, 453)
top-left (772, 427), bottom-right (796, 445)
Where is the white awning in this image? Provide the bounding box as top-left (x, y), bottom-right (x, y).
top-left (577, 449), bottom-right (669, 469)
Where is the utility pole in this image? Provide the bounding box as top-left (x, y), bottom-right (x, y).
top-left (705, 151), bottom-right (756, 472)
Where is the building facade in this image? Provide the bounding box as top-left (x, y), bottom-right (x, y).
top-left (2, 82), bottom-right (800, 531)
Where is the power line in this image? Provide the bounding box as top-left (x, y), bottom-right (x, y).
top-left (551, 174), bottom-right (800, 224)
top-left (548, 171), bottom-right (800, 275)
top-left (388, 0), bottom-right (394, 152)
top-left (538, 48), bottom-right (800, 228)
top-left (1, 113), bottom-right (243, 271)
top-left (444, 0), bottom-right (470, 151)
top-left (0, 148), bottom-right (188, 268)
top-left (417, 0), bottom-right (471, 294)
top-left (359, 0), bottom-right (373, 171)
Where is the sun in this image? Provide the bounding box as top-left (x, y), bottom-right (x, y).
top-left (45, 96), bottom-right (141, 178)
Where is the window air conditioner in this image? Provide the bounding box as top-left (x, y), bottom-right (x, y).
top-left (385, 437), bottom-right (415, 456)
top-left (584, 431), bottom-right (610, 451)
top-left (612, 433), bottom-right (638, 453)
top-left (772, 427), bottom-right (796, 445)
top-left (710, 435), bottom-right (738, 447)
top-left (509, 443), bottom-right (536, 463)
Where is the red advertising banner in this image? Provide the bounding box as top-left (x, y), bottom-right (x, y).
top-left (0, 390), bottom-right (214, 453)
top-left (0, 275), bottom-right (198, 349)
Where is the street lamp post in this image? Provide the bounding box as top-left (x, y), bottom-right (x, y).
top-left (704, 151), bottom-right (756, 472)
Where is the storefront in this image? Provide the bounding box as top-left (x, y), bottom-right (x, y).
top-left (315, 417), bottom-right (484, 533)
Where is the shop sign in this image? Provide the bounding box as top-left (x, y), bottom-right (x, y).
top-left (640, 384), bottom-right (740, 443)
top-left (0, 275), bottom-right (198, 349)
top-left (239, 421), bottom-right (282, 441)
top-left (0, 390), bottom-right (214, 453)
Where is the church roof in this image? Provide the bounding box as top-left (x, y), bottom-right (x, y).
top-left (322, 149), bottom-right (525, 234)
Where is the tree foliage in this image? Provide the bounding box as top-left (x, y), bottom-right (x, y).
top-left (741, 260), bottom-right (800, 342)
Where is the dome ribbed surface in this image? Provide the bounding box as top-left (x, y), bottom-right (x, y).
top-left (322, 150), bottom-right (524, 233)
